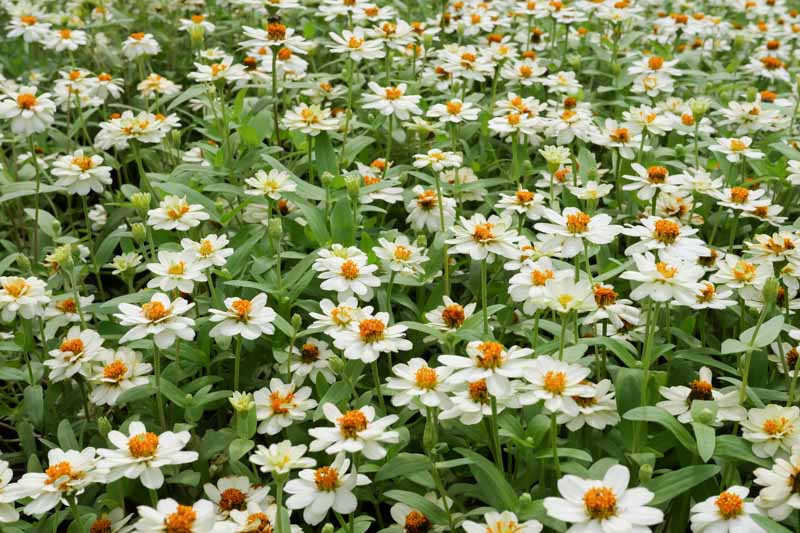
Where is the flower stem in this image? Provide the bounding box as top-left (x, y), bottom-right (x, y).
top-left (481, 258), bottom-right (489, 335)
top-left (153, 344), bottom-right (167, 430)
top-left (371, 361), bottom-right (386, 414)
top-left (550, 413), bottom-right (561, 479)
top-left (234, 336), bottom-right (243, 391)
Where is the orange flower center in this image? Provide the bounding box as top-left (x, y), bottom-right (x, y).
top-left (164, 505), bottom-right (197, 533)
top-left (441, 304), bottom-right (466, 328)
top-left (532, 269), bottom-right (554, 286)
top-left (648, 55), bottom-right (664, 69)
top-left (446, 100), bottom-right (463, 114)
top-left (246, 512), bottom-right (272, 532)
top-left (543, 370), bottom-right (567, 394)
top-left (593, 285), bottom-right (618, 307)
top-left (647, 165), bottom-right (668, 184)
top-left (338, 410), bottom-right (368, 438)
top-left (730, 186), bottom-right (750, 203)
top-left (340, 260), bottom-right (360, 279)
top-left (476, 341), bottom-right (504, 369)
top-left (142, 301), bottom-right (170, 321)
top-left (682, 113), bottom-right (695, 126)
top-left (729, 139), bottom-right (747, 152)
top-left (16, 93), bottom-right (37, 109)
top-left (732, 260), bottom-right (756, 281)
top-left (468, 379), bottom-right (490, 404)
top-left (654, 219), bottom-right (680, 244)
top-left (56, 298), bottom-right (77, 313)
top-left (610, 128), bottom-right (629, 143)
top-left (331, 305), bottom-right (353, 326)
top-left (566, 211), bottom-right (591, 233)
top-left (715, 491), bottom-right (744, 519)
top-left (404, 510), bottom-right (431, 533)
top-left (761, 55), bottom-right (784, 69)
top-left (269, 390), bottom-right (295, 415)
top-left (130, 32), bottom-right (145, 40)
top-left (394, 245), bottom-right (412, 261)
top-left (90, 518), bottom-right (113, 533)
top-left (507, 113), bottom-right (522, 126)
top-left (385, 87), bottom-right (403, 100)
top-left (415, 367), bottom-right (438, 390)
top-left (516, 189), bottom-right (534, 203)
top-left (166, 203), bottom-right (190, 220)
top-left (128, 432), bottom-right (159, 458)
top-left (20, 15), bottom-right (37, 25)
top-left (231, 299), bottom-right (252, 320)
top-left (300, 342), bottom-right (320, 363)
top-left (191, 14), bottom-right (205, 23)
top-left (45, 461), bottom-right (84, 488)
top-left (472, 223), bottom-right (495, 242)
top-left (314, 466), bottom-right (340, 491)
top-left (71, 155), bottom-right (94, 171)
top-left (3, 278), bottom-right (28, 298)
top-left (267, 22), bottom-right (287, 40)
top-left (219, 488), bottom-right (247, 511)
top-left (417, 189), bottom-right (437, 209)
top-left (348, 36), bottom-right (364, 48)
top-left (584, 487), bottom-right (617, 519)
top-left (763, 416), bottom-right (792, 435)
top-left (60, 338), bottom-right (84, 354)
top-left (688, 379), bottom-right (713, 401)
top-left (656, 262), bottom-right (678, 279)
top-left (358, 318), bottom-right (385, 342)
top-left (697, 283), bottom-right (716, 303)
top-left (103, 360), bottom-right (128, 381)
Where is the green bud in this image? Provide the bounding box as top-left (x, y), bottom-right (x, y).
top-left (674, 144), bottom-right (686, 159)
top-left (733, 35), bottom-right (745, 49)
top-left (97, 416), bottom-right (112, 438)
top-left (329, 355), bottom-right (344, 374)
top-left (567, 54), bottom-right (581, 70)
top-left (291, 313), bottom-right (302, 331)
top-left (518, 492), bottom-right (533, 507)
top-left (345, 175), bottom-right (360, 197)
top-left (689, 97), bottom-right (711, 119)
top-left (320, 171), bottom-right (335, 187)
top-left (763, 277), bottom-right (780, 314)
top-left (229, 391), bottom-right (255, 412)
top-left (611, 62), bottom-right (621, 75)
top-left (16, 254), bottom-right (31, 273)
top-left (131, 222), bottom-right (147, 244)
top-left (321, 525), bottom-right (335, 533)
top-left (746, 86), bottom-right (757, 102)
top-left (51, 244), bottom-right (73, 267)
top-left (188, 23), bottom-right (205, 43)
top-left (639, 463), bottom-right (653, 482)
top-left (415, 234), bottom-right (428, 248)
top-left (131, 192), bottom-right (151, 212)
top-left (268, 217), bottom-right (283, 240)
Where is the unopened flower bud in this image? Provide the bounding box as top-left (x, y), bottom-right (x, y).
top-left (52, 244), bottom-right (73, 268)
top-left (344, 175), bottom-right (360, 197)
top-left (518, 492), bottom-right (533, 507)
top-left (321, 525), bottom-right (335, 533)
top-left (268, 217), bottom-right (282, 240)
top-left (763, 277), bottom-right (780, 314)
top-left (16, 255), bottom-right (31, 272)
top-left (131, 222), bottom-right (147, 243)
top-left (320, 171), bottom-right (335, 187)
top-left (690, 97), bottom-right (711, 119)
top-left (291, 313), bottom-right (302, 331)
top-left (97, 416), bottom-right (112, 437)
top-left (639, 463), bottom-right (653, 482)
top-left (329, 355), bottom-right (344, 374)
top-left (746, 86), bottom-right (757, 102)
top-left (415, 234), bottom-right (427, 248)
top-left (229, 391), bottom-right (255, 412)
top-left (188, 24), bottom-right (205, 44)
top-left (131, 192), bottom-right (151, 212)
top-left (567, 54), bottom-right (581, 70)
top-left (674, 144), bottom-right (686, 159)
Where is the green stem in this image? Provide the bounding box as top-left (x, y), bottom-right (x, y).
top-left (234, 336), bottom-right (242, 391)
top-left (153, 344), bottom-right (167, 430)
top-left (481, 258), bottom-right (489, 335)
top-left (371, 361), bottom-right (386, 413)
top-left (550, 413), bottom-right (561, 479)
top-left (28, 137), bottom-right (41, 267)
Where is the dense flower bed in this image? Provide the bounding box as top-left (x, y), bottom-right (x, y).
top-left (1, 0), bottom-right (800, 531)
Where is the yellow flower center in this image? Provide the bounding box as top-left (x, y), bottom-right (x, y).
top-left (653, 219), bottom-right (680, 244)
top-left (394, 245), bottom-right (412, 261)
top-left (198, 239), bottom-right (214, 256)
top-left (167, 261), bottom-right (186, 276)
top-left (763, 416), bottom-right (792, 435)
top-left (45, 461), bottom-right (84, 489)
top-left (16, 93), bottom-right (37, 110)
top-left (476, 341), bottom-right (504, 369)
top-left (340, 260), bottom-right (360, 279)
top-left (385, 87), bottom-right (403, 100)
top-left (543, 370), bottom-right (567, 394)
top-left (60, 338), bottom-right (84, 354)
top-left (447, 100), bottom-right (463, 114)
top-left (472, 223), bottom-right (495, 242)
top-left (730, 186), bottom-right (750, 203)
top-left (656, 262), bottom-right (678, 279)
top-left (269, 390), bottom-right (294, 415)
top-left (231, 299), bottom-right (252, 320)
top-left (165, 203), bottom-right (190, 220)
top-left (128, 432), bottom-right (159, 458)
top-left (347, 36), bottom-right (364, 48)
top-left (566, 211), bottom-right (591, 233)
top-left (732, 260), bottom-right (756, 281)
top-left (267, 22), bottom-right (287, 41)
top-left (142, 301), bottom-right (170, 321)
top-left (515, 189), bottom-right (534, 203)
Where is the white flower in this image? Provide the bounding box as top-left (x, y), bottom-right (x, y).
top-left (622, 163), bottom-right (680, 201)
top-left (134, 498), bottom-right (232, 532)
top-left (4, 448), bottom-right (103, 515)
top-left (712, 186), bottom-right (769, 213)
top-left (114, 292), bottom-right (196, 349)
top-left (426, 98), bottom-right (480, 123)
top-left (690, 486), bottom-right (764, 533)
top-left (556, 379), bottom-right (621, 431)
top-left (202, 476), bottom-right (269, 519)
top-left (89, 347), bottom-right (152, 406)
top-left (282, 103), bottom-right (340, 135)
top-left (463, 510), bottom-right (542, 533)
top-left (6, 15), bottom-right (51, 43)
top-left (179, 14), bottom-right (216, 33)
top-left (372, 236), bottom-right (428, 275)
top-left (412, 149), bottom-right (463, 171)
top-left (249, 440), bottom-right (315, 475)
top-left (314, 247), bottom-right (381, 301)
top-left (386, 358), bottom-right (453, 410)
top-left (535, 208), bottom-right (623, 259)
top-left (439, 378), bottom-right (522, 425)
top-left (95, 111), bottom-right (174, 150)
top-left (0, 276), bottom-right (50, 321)
top-left (330, 311), bottom-right (411, 363)
top-left (623, 216), bottom-right (710, 261)
top-left (45, 28), bottom-right (88, 52)
top-left (754, 445), bottom-right (800, 520)
top-left (309, 404), bottom-right (399, 459)
top-left (441, 340), bottom-right (533, 396)
top-left (657, 366), bottom-right (745, 425)
top-left (287, 337), bottom-right (337, 384)
top-left (188, 56), bottom-right (248, 84)
top-left (147, 195), bottom-right (210, 231)
top-left (447, 213), bottom-right (521, 262)
top-left (362, 82), bottom-right (422, 119)
top-left (244, 169), bottom-right (297, 199)
top-left (521, 355), bottom-right (593, 416)
top-left (230, 501), bottom-right (302, 533)
top-left (709, 137), bottom-right (764, 162)
top-left (108, 253), bottom-right (143, 276)
top-left (0, 460), bottom-right (19, 523)
top-left (309, 297), bottom-right (361, 335)
top-left (742, 405), bottom-right (800, 459)
top-left (239, 23), bottom-right (313, 54)
top-left (709, 254), bottom-right (773, 290)
top-left (98, 422), bottom-right (198, 489)
top-left (425, 296), bottom-right (476, 331)
top-left (543, 464), bottom-right (664, 532)
top-left (146, 252), bottom-right (206, 293)
top-left (180, 234), bottom-right (233, 269)
top-left (0, 86), bottom-right (56, 136)
top-left (44, 326), bottom-right (106, 382)
top-left (328, 28), bottom-right (385, 61)
top-left (498, 189), bottom-right (548, 220)
top-left (284, 452), bottom-right (370, 525)
top-left (253, 378), bottom-right (317, 435)
top-left (406, 186), bottom-right (456, 232)
top-left (621, 252), bottom-right (705, 306)
top-left (122, 32), bottom-right (160, 59)
top-left (51, 150), bottom-right (112, 195)
top-left (209, 294), bottom-right (276, 340)
top-left (541, 277), bottom-right (597, 315)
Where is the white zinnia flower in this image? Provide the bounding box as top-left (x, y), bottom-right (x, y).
top-left (309, 404), bottom-right (399, 460)
top-left (209, 294), bottom-right (276, 340)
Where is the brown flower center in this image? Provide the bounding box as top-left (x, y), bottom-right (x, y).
top-left (338, 410), bottom-right (368, 438)
top-left (90, 517), bottom-right (113, 533)
top-left (219, 488), bottom-right (247, 511)
top-left (468, 379), bottom-right (490, 404)
top-left (593, 285), bottom-right (618, 307)
top-left (300, 343), bottom-right (320, 363)
top-left (164, 505), bottom-right (197, 533)
top-left (314, 466), bottom-right (340, 491)
top-left (441, 303), bottom-right (466, 328)
top-left (404, 510), bottom-right (432, 533)
top-left (476, 341), bottom-right (504, 369)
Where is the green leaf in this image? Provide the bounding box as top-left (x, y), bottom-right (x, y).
top-left (22, 385), bottom-right (44, 429)
top-left (720, 339), bottom-right (747, 354)
top-left (644, 465), bottom-right (720, 506)
top-left (229, 438), bottom-right (255, 462)
top-left (239, 124), bottom-right (261, 146)
top-left (714, 435), bottom-right (771, 467)
top-left (57, 420), bottom-right (79, 450)
top-left (579, 337), bottom-right (638, 368)
top-left (330, 198), bottom-right (355, 246)
top-left (314, 132), bottom-right (338, 176)
top-left (456, 448), bottom-right (518, 511)
top-left (376, 453), bottom-right (432, 481)
top-left (623, 406), bottom-right (697, 454)
top-left (384, 490), bottom-right (449, 525)
top-left (752, 515), bottom-right (793, 533)
top-left (741, 315), bottom-right (784, 348)
top-left (690, 423), bottom-right (716, 462)
top-left (115, 384), bottom-right (157, 405)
